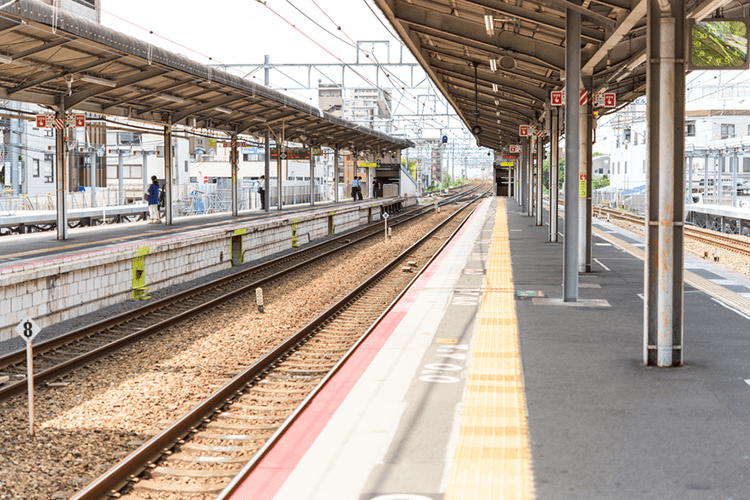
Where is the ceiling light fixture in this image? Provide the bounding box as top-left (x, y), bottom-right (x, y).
top-left (494, 99), bottom-right (500, 106)
top-left (214, 107), bottom-right (232, 114)
top-left (489, 58), bottom-right (497, 72)
top-left (81, 74), bottom-right (117, 87)
top-left (492, 83), bottom-right (498, 92)
top-left (484, 14), bottom-right (495, 36)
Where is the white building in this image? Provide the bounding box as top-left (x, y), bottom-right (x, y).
top-left (597, 70), bottom-right (750, 192)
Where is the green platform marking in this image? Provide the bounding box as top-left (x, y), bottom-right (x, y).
top-left (233, 228), bottom-right (247, 236)
top-left (291, 218), bottom-right (300, 247)
top-left (132, 246), bottom-right (151, 300)
top-left (516, 290), bottom-right (545, 298)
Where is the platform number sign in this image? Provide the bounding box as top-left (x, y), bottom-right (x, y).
top-left (16, 318), bottom-right (40, 344)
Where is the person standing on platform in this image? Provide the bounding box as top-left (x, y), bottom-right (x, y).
top-left (351, 176), bottom-right (360, 201)
top-left (356, 176), bottom-right (363, 200)
top-left (147, 175), bottom-right (161, 224)
top-left (258, 175), bottom-right (266, 210)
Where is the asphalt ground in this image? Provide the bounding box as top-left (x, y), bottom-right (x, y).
top-left (508, 203), bottom-right (750, 499)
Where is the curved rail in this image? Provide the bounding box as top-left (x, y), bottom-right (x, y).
top-left (68, 193), bottom-right (484, 500)
top-left (0, 184), bottom-right (483, 403)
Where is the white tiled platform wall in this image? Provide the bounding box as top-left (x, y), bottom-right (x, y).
top-left (0, 201), bottom-right (400, 343)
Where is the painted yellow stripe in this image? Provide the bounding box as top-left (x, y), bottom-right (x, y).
top-left (445, 198), bottom-right (534, 500)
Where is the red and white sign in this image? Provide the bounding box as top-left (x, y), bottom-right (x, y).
top-left (74, 114), bottom-right (85, 127)
top-left (580, 90), bottom-right (590, 106)
top-left (536, 130), bottom-right (544, 138)
top-left (203, 176), bottom-right (208, 184)
top-left (37, 113), bottom-right (86, 129)
top-left (54, 118), bottom-right (65, 129)
top-left (519, 125), bottom-right (529, 137)
top-left (551, 91), bottom-right (563, 106)
top-left (509, 145), bottom-right (521, 153)
top-left (35, 115), bottom-right (47, 128)
top-left (603, 93), bottom-right (616, 107)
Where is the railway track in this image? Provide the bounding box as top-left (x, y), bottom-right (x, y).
top-left (595, 206), bottom-right (750, 257)
top-left (0, 184), bottom-right (484, 405)
top-left (69, 190), bottom-right (484, 500)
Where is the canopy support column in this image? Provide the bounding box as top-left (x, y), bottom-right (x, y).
top-left (334, 148), bottom-right (340, 204)
top-left (644, 0), bottom-right (685, 367)
top-left (55, 96), bottom-right (68, 240)
top-left (564, 6), bottom-right (581, 302)
top-left (164, 123), bottom-right (173, 225)
top-left (536, 130), bottom-right (544, 226)
top-left (230, 133), bottom-right (239, 216)
top-left (579, 74), bottom-right (594, 273)
top-left (276, 143), bottom-right (283, 211)
top-left (550, 106), bottom-right (560, 242)
top-left (264, 130), bottom-right (270, 213)
top-left (310, 146), bottom-right (315, 206)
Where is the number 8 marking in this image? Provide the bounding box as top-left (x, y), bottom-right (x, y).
top-left (23, 321), bottom-right (33, 338)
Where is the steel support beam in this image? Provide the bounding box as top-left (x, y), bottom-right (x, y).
top-left (563, 7), bottom-right (581, 302)
top-left (55, 96), bottom-right (67, 240)
top-left (521, 137), bottom-right (529, 214)
top-left (550, 106), bottom-right (560, 242)
top-left (310, 146), bottom-right (315, 207)
top-left (579, 75), bottom-right (593, 273)
top-left (536, 131), bottom-right (544, 226)
top-left (118, 151), bottom-right (124, 206)
top-left (644, 0), bottom-right (685, 367)
top-left (334, 148), bottom-right (340, 204)
top-left (164, 124), bottom-right (173, 225)
top-left (276, 144), bottom-right (283, 211)
top-left (264, 130), bottom-right (270, 213)
top-left (230, 133), bottom-right (239, 216)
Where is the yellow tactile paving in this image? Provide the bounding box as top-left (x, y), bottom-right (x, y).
top-left (445, 199), bottom-right (534, 500)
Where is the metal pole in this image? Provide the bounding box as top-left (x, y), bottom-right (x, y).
top-left (230, 133), bottom-right (239, 216)
top-left (118, 150), bottom-right (124, 206)
top-left (550, 106), bottom-right (560, 242)
top-left (264, 130), bottom-right (270, 213)
top-left (564, 7), bottom-right (581, 302)
top-left (26, 343), bottom-right (34, 436)
top-left (579, 75), bottom-right (593, 272)
top-left (164, 124), bottom-right (173, 225)
top-left (334, 148), bottom-right (340, 204)
top-left (89, 150), bottom-right (96, 208)
top-left (521, 137), bottom-right (529, 213)
top-left (718, 155), bottom-right (724, 205)
top-left (276, 144), bottom-right (283, 211)
top-left (55, 96), bottom-right (68, 240)
top-left (704, 154), bottom-right (709, 203)
top-left (688, 155), bottom-right (693, 204)
top-left (536, 131), bottom-right (544, 226)
top-left (644, 0), bottom-right (685, 367)
top-left (733, 149), bottom-right (738, 207)
top-left (527, 136), bottom-right (534, 216)
top-left (310, 145), bottom-right (315, 206)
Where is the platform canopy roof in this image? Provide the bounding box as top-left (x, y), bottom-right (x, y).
top-left (372, 0), bottom-right (741, 151)
top-left (0, 0), bottom-right (413, 152)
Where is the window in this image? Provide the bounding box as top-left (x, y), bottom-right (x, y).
top-left (45, 129), bottom-right (54, 137)
top-left (616, 162), bottom-right (620, 174)
top-left (32, 159), bottom-right (40, 177)
top-left (624, 161), bottom-right (628, 174)
top-left (185, 160), bottom-right (189, 173)
top-left (624, 128), bottom-right (631, 142)
top-left (721, 123), bottom-right (735, 138)
top-left (634, 132), bottom-right (639, 146)
top-left (744, 158), bottom-right (750, 173)
top-left (686, 121), bottom-right (696, 137)
top-left (44, 159), bottom-right (53, 183)
top-left (721, 87), bottom-right (733, 99)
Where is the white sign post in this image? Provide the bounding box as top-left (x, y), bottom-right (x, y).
top-left (15, 318), bottom-right (40, 436)
top-left (383, 212), bottom-right (389, 243)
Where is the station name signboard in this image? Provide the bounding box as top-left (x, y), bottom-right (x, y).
top-left (270, 148), bottom-right (311, 160)
top-left (500, 161), bottom-right (515, 166)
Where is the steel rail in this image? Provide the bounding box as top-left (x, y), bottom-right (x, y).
top-left (68, 193), bottom-right (485, 500)
top-left (0, 186), bottom-right (480, 403)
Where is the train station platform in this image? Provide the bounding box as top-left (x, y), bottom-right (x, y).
top-left (0, 197), bottom-right (409, 345)
top-left (228, 197), bottom-right (750, 500)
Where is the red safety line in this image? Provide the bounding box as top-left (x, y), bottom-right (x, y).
top-left (230, 200), bottom-right (487, 500)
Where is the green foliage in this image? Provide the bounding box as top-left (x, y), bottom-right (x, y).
top-left (593, 175), bottom-right (610, 190)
